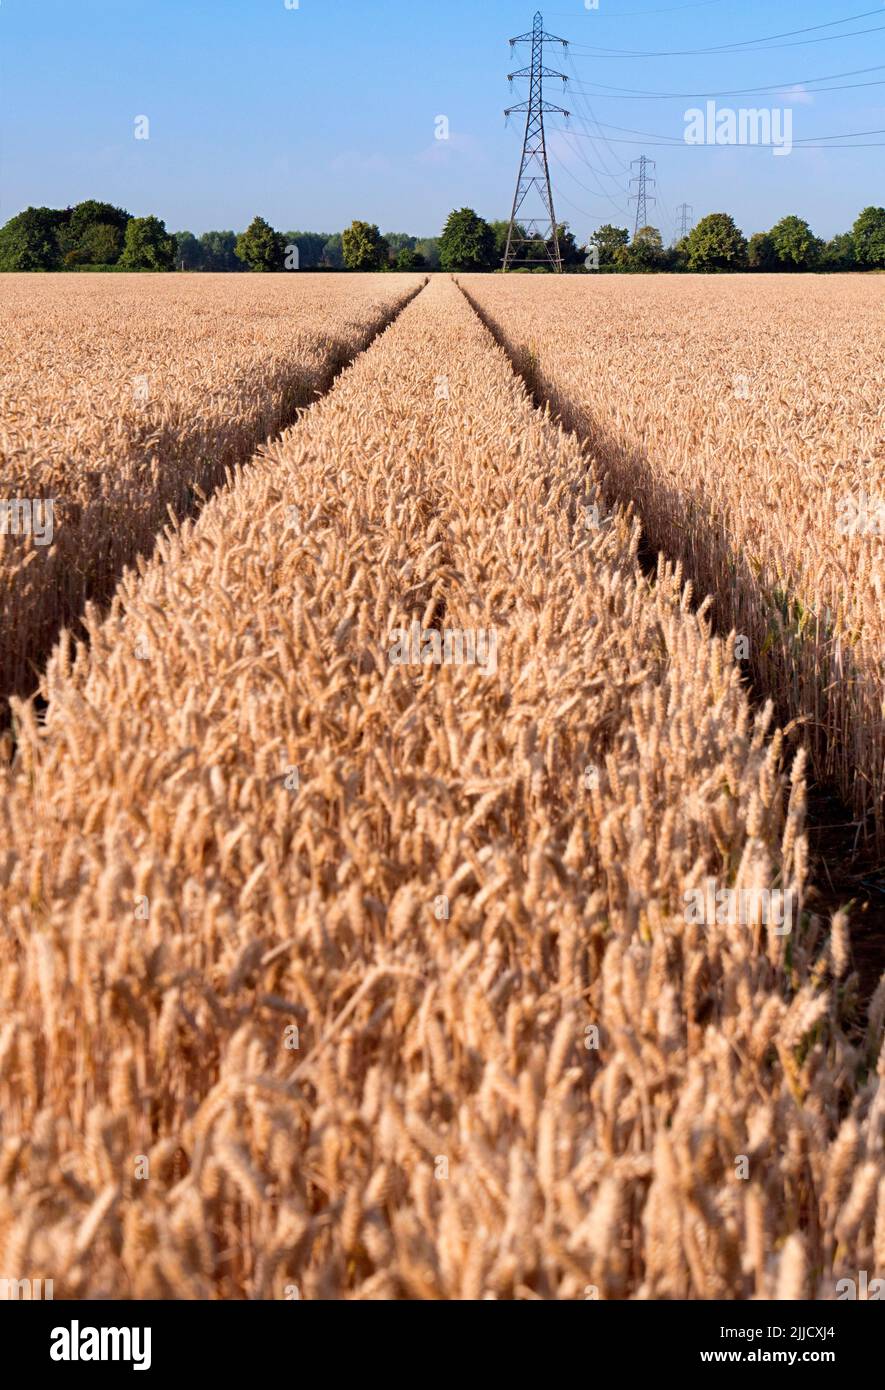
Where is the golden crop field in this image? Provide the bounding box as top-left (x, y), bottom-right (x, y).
top-left (0, 273), bottom-right (423, 714)
top-left (460, 273), bottom-right (885, 848)
top-left (0, 275), bottom-right (881, 1302)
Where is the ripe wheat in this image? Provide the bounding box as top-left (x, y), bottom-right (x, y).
top-left (461, 273), bottom-right (885, 846)
top-left (0, 276), bottom-right (880, 1300)
top-left (0, 272), bottom-right (423, 713)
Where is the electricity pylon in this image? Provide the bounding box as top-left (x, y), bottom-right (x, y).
top-left (503, 12), bottom-right (570, 273)
top-left (629, 155), bottom-right (656, 237)
top-left (675, 202), bottom-right (694, 240)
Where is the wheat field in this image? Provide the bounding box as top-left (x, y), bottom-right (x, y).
top-left (460, 274), bottom-right (885, 848)
top-left (0, 274), bottom-right (882, 1300)
top-left (0, 273), bottom-right (423, 714)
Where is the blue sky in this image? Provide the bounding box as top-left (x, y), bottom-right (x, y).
top-left (1, 0), bottom-right (882, 241)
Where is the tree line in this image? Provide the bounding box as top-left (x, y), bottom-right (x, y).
top-left (436, 206), bottom-right (885, 272)
top-left (0, 203), bottom-right (444, 273)
top-left (588, 208), bottom-right (885, 273)
top-left (0, 202), bottom-right (179, 272)
top-left (1, 200), bottom-right (883, 273)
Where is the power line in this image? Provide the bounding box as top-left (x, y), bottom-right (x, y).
top-left (566, 62), bottom-right (885, 100)
top-left (565, 53), bottom-right (631, 172)
top-left (556, 118), bottom-right (885, 147)
top-left (551, 181), bottom-right (603, 225)
top-left (553, 125), bottom-right (885, 148)
top-left (661, 6), bottom-right (885, 50)
top-left (569, 77), bottom-right (885, 97)
top-left (568, 12), bottom-right (885, 58)
top-left (546, 0), bottom-right (731, 16)
top-left (794, 125), bottom-right (885, 141)
top-left (654, 172), bottom-right (676, 242)
top-left (556, 131), bottom-right (628, 183)
top-left (551, 132), bottom-right (632, 215)
top-left (542, 7), bottom-right (883, 239)
top-left (545, 57), bottom-right (634, 226)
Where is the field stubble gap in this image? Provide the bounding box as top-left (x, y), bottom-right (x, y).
top-left (456, 277), bottom-right (885, 1002)
top-left (0, 274), bottom-right (428, 730)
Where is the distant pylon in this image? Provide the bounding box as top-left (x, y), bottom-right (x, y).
top-left (675, 202), bottom-right (694, 240)
top-left (503, 12), bottom-right (570, 273)
top-left (629, 155), bottom-right (656, 237)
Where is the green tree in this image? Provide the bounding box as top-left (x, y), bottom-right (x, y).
top-left (283, 231), bottom-right (330, 269)
top-left (490, 219), bottom-right (511, 260)
top-left (78, 221), bottom-right (124, 265)
top-left (496, 228), bottom-right (551, 268)
top-left (439, 208), bottom-right (496, 271)
top-left (0, 206), bottom-right (66, 270)
top-left (664, 236), bottom-right (690, 272)
top-left (395, 247), bottom-right (424, 271)
top-left (685, 212), bottom-right (747, 271)
top-left (322, 233), bottom-right (345, 269)
top-left (66, 200), bottom-right (129, 241)
top-left (769, 215), bottom-right (820, 270)
top-left (556, 223), bottom-right (584, 268)
top-left (620, 225), bottom-right (664, 271)
top-left (819, 232), bottom-right (857, 271)
top-left (414, 237), bottom-right (441, 270)
top-left (199, 231), bottom-right (241, 271)
top-left (235, 216), bottom-right (285, 272)
top-left (589, 224), bottom-right (629, 268)
top-left (57, 200), bottom-right (130, 264)
top-left (490, 219), bottom-right (528, 265)
top-left (119, 216), bottom-right (176, 270)
top-left (747, 231), bottom-right (779, 271)
top-left (383, 232), bottom-right (417, 258)
top-left (174, 231), bottom-right (205, 271)
top-left (342, 221), bottom-right (389, 270)
top-left (852, 206), bottom-right (885, 268)
top-left (522, 234), bottom-right (549, 267)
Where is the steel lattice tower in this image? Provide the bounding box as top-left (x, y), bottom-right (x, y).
top-left (629, 155), bottom-right (656, 237)
top-left (503, 12), bottom-right (570, 273)
top-left (675, 202), bottom-right (694, 240)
